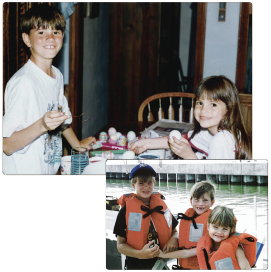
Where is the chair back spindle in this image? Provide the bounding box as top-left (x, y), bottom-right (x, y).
top-left (138, 92), bottom-right (195, 122)
top-left (147, 103), bottom-right (154, 121)
top-left (158, 98), bottom-right (164, 120)
top-left (168, 97), bottom-right (174, 120)
top-left (179, 97), bottom-right (183, 122)
top-left (189, 98), bottom-right (194, 123)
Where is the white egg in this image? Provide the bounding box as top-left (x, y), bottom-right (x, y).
top-left (127, 131), bottom-right (136, 142)
top-left (115, 132), bottom-right (122, 139)
top-left (108, 127), bottom-right (117, 136)
top-left (169, 130), bottom-right (182, 141)
top-left (122, 150), bottom-right (135, 159)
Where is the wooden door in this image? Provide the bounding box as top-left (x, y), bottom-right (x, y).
top-left (108, 3), bottom-right (162, 124)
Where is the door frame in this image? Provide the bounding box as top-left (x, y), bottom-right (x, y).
top-left (235, 3), bottom-right (252, 93)
top-left (193, 3), bottom-right (207, 90)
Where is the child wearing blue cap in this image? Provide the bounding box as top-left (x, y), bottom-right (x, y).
top-left (113, 163), bottom-right (179, 270)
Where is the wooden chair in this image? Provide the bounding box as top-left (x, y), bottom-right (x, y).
top-left (138, 92), bottom-right (195, 122)
top-left (138, 92), bottom-right (252, 131)
top-left (239, 94), bottom-right (252, 132)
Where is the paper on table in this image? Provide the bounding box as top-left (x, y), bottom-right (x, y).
top-left (140, 119), bottom-right (193, 138)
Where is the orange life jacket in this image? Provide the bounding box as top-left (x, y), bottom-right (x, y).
top-left (197, 232), bottom-right (257, 269)
top-left (177, 208), bottom-right (211, 269)
top-left (118, 192), bottom-right (173, 250)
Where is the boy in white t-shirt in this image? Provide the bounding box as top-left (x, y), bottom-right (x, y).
top-left (3, 4), bottom-right (95, 174)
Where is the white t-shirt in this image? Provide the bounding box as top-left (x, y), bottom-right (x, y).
top-left (3, 59), bottom-right (72, 174)
top-left (188, 129), bottom-right (236, 159)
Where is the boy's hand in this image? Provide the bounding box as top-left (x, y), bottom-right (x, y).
top-left (79, 136), bottom-right (96, 150)
top-left (129, 139), bottom-right (149, 154)
top-left (138, 241), bottom-right (159, 259)
top-left (163, 236), bottom-right (178, 253)
top-left (158, 249), bottom-right (165, 258)
top-left (168, 137), bottom-right (197, 159)
top-left (42, 110), bottom-right (71, 131)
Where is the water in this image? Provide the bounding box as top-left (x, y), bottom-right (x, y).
top-left (106, 179), bottom-right (268, 268)
top-left (71, 154), bottom-right (89, 175)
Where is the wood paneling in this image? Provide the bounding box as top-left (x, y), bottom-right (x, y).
top-left (235, 3), bottom-right (251, 94)
top-left (108, 3), bottom-right (162, 124)
top-left (68, 3), bottom-right (84, 140)
top-left (193, 3), bottom-right (207, 90)
top-left (158, 3), bottom-right (180, 94)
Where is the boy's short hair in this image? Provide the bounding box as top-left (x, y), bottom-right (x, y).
top-left (190, 180), bottom-right (216, 201)
top-left (20, 4), bottom-right (66, 35)
top-left (207, 206), bottom-right (236, 233)
top-left (131, 168), bottom-right (156, 184)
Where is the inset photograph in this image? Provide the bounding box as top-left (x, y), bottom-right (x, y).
top-left (106, 160), bottom-right (267, 270)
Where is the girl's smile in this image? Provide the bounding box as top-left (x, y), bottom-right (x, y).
top-left (194, 96), bottom-right (227, 135)
top-left (207, 223), bottom-right (231, 244)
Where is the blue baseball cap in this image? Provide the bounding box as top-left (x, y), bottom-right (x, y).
top-left (130, 163), bottom-right (156, 178)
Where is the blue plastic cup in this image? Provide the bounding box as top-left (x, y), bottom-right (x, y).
top-left (71, 147), bottom-right (89, 175)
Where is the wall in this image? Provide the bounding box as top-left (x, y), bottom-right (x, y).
top-left (82, 3), bottom-right (110, 137)
top-left (178, 2), bottom-right (197, 84)
top-left (203, 3), bottom-right (240, 82)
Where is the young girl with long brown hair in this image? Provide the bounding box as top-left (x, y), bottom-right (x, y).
top-left (130, 75), bottom-right (252, 159)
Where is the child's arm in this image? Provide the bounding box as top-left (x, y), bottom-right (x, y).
top-left (163, 228), bottom-right (179, 253)
top-left (117, 236), bottom-right (159, 259)
top-left (129, 136), bottom-right (169, 154)
top-left (236, 245), bottom-right (251, 269)
top-left (62, 126), bottom-right (96, 150)
top-left (159, 247), bottom-right (197, 259)
top-left (3, 111), bottom-right (70, 155)
top-left (168, 137), bottom-right (198, 159)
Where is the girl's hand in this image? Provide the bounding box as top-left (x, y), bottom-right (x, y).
top-left (138, 241), bottom-right (159, 259)
top-left (129, 139), bottom-right (149, 154)
top-left (168, 137), bottom-right (197, 159)
top-left (42, 110), bottom-right (71, 131)
top-left (79, 136), bottom-right (96, 150)
top-left (236, 245), bottom-right (251, 269)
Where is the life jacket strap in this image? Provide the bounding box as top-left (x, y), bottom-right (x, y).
top-left (172, 264), bottom-right (185, 270)
top-left (245, 237), bottom-right (255, 242)
top-left (141, 205), bottom-right (164, 218)
top-left (203, 248), bottom-right (211, 270)
top-left (177, 212), bottom-right (199, 229)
